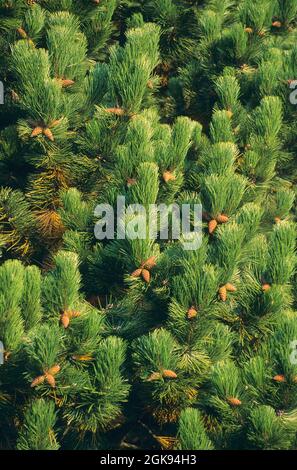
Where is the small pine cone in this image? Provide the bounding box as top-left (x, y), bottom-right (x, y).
top-left (43, 128), bottom-right (54, 141)
top-left (244, 27), bottom-right (253, 34)
top-left (31, 126), bottom-right (43, 137)
top-left (17, 27), bottom-right (27, 38)
top-left (31, 375), bottom-right (45, 387)
top-left (127, 177), bottom-right (137, 186)
top-left (105, 107), bottom-right (125, 116)
top-left (147, 372), bottom-right (162, 381)
top-left (163, 171), bottom-right (176, 183)
top-left (227, 397), bottom-right (242, 406)
top-left (60, 312), bottom-right (70, 328)
top-left (142, 256), bottom-right (157, 270)
top-left (47, 364), bottom-right (60, 376)
top-left (61, 79), bottom-right (75, 87)
top-left (208, 219), bottom-right (218, 234)
top-left (141, 269), bottom-right (150, 283)
top-left (131, 268), bottom-right (142, 278)
top-left (45, 373), bottom-right (56, 388)
top-left (262, 283), bottom-right (271, 292)
top-left (272, 21), bottom-right (282, 28)
top-left (219, 285), bottom-right (227, 302)
top-left (162, 369), bottom-right (178, 379)
top-left (187, 306), bottom-right (198, 320)
top-left (216, 214), bottom-right (229, 224)
top-left (225, 283), bottom-right (237, 292)
top-left (273, 374), bottom-right (286, 383)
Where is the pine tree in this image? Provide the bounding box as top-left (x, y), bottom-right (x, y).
top-left (0, 0), bottom-right (297, 451)
top-left (0, 251), bottom-right (130, 449)
top-left (0, 1), bottom-right (122, 260)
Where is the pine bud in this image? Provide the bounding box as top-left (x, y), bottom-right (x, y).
top-left (225, 283), bottom-right (237, 292)
top-left (262, 283), bottom-right (271, 292)
top-left (219, 285), bottom-right (227, 302)
top-left (43, 128), bottom-right (54, 141)
top-left (131, 268), bottom-right (142, 278)
top-left (273, 374), bottom-right (286, 383)
top-left (31, 375), bottom-right (45, 387)
top-left (163, 171), bottom-right (176, 183)
top-left (187, 306), bottom-right (198, 319)
top-left (45, 373), bottom-right (56, 388)
top-left (141, 269), bottom-right (150, 283)
top-left (225, 110), bottom-right (233, 119)
top-left (162, 369), bottom-right (178, 379)
top-left (216, 214), bottom-right (229, 224)
top-left (227, 397), bottom-right (242, 406)
top-left (127, 178), bottom-right (137, 186)
top-left (60, 312), bottom-right (70, 328)
top-left (61, 79), bottom-right (75, 87)
top-left (105, 107), bottom-right (125, 116)
top-left (272, 21), bottom-right (282, 28)
top-left (47, 365), bottom-right (60, 376)
top-left (208, 219), bottom-right (217, 234)
top-left (147, 372), bottom-right (162, 381)
top-left (31, 126), bottom-right (43, 137)
top-left (142, 256), bottom-right (157, 270)
top-left (17, 27), bottom-right (27, 38)
top-left (244, 27), bottom-right (253, 34)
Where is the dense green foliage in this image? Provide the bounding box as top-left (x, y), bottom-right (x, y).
top-left (0, 0), bottom-right (297, 450)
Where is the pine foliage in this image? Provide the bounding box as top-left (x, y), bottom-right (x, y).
top-left (0, 0), bottom-right (296, 451)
